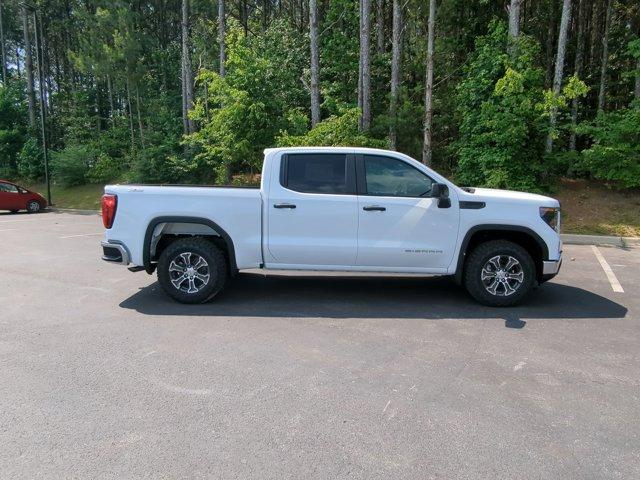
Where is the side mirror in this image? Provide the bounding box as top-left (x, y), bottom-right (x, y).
top-left (431, 183), bottom-right (451, 208)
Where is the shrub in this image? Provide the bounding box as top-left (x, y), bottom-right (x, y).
top-left (51, 146), bottom-right (93, 187)
top-left (86, 152), bottom-right (123, 184)
top-left (277, 108), bottom-right (386, 148)
top-left (17, 138), bottom-right (44, 182)
top-left (578, 107), bottom-right (640, 188)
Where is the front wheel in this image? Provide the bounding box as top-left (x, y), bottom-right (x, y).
top-left (26, 201), bottom-right (41, 213)
top-left (463, 240), bottom-right (535, 307)
top-left (157, 237), bottom-right (228, 304)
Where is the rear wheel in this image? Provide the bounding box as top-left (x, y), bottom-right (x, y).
top-left (463, 240), bottom-right (535, 307)
top-left (26, 201), bottom-right (41, 213)
top-left (157, 237), bottom-right (228, 304)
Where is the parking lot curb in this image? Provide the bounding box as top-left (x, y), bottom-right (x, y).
top-left (561, 234), bottom-right (635, 247)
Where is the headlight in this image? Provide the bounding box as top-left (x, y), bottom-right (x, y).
top-left (539, 207), bottom-right (560, 232)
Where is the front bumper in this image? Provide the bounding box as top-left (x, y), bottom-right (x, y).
top-left (540, 253), bottom-right (562, 282)
top-left (101, 241), bottom-right (130, 265)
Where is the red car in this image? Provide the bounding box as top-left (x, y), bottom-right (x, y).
top-left (0, 180), bottom-right (47, 213)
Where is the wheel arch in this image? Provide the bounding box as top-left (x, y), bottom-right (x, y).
top-left (143, 216), bottom-right (238, 275)
top-left (454, 224), bottom-right (549, 284)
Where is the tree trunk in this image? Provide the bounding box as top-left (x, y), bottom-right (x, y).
top-left (218, 0), bottom-right (226, 76)
top-left (508, 0), bottom-right (523, 38)
top-left (136, 85), bottom-right (145, 150)
top-left (589, 0), bottom-right (601, 77)
top-left (126, 76), bottom-right (136, 152)
top-left (107, 74), bottom-right (115, 126)
top-left (359, 0), bottom-right (372, 132)
top-left (569, 0), bottom-right (586, 151)
top-left (376, 0), bottom-right (384, 54)
top-left (597, 0), bottom-right (612, 112)
top-left (37, 11), bottom-right (52, 117)
top-left (0, 0), bottom-right (7, 83)
top-left (21, 6), bottom-right (37, 127)
top-left (181, 0), bottom-right (194, 134)
top-left (545, 0), bottom-right (571, 154)
top-left (388, 0), bottom-right (402, 149)
top-left (309, 0), bottom-right (320, 127)
top-left (422, 0), bottom-right (436, 166)
top-left (635, 55), bottom-right (640, 103)
top-left (545, 0), bottom-right (557, 87)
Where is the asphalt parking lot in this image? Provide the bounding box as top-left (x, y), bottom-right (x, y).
top-left (1, 211), bottom-right (639, 479)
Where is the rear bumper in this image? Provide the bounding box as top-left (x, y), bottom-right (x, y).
top-left (101, 241), bottom-right (130, 265)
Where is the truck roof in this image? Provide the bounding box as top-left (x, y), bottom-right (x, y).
top-left (264, 146), bottom-right (399, 156)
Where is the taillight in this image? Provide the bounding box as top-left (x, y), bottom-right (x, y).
top-left (101, 194), bottom-right (118, 229)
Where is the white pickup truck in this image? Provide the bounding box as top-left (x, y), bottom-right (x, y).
top-left (100, 147), bottom-right (562, 307)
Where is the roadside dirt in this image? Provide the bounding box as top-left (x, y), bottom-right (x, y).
top-left (557, 178), bottom-right (640, 236)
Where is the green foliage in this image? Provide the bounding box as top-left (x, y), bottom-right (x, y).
top-left (17, 138), bottom-right (44, 182)
top-left (277, 108), bottom-right (386, 148)
top-left (85, 153), bottom-right (122, 184)
top-left (577, 108), bottom-right (640, 188)
top-left (185, 23), bottom-right (308, 182)
top-left (320, 0), bottom-right (360, 115)
top-left (455, 22), bottom-right (587, 191)
top-left (51, 146), bottom-right (94, 187)
top-left (0, 85), bottom-right (28, 177)
top-left (6, 0), bottom-right (639, 194)
top-left (455, 22), bottom-right (548, 191)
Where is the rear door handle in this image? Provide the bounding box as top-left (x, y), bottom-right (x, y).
top-left (274, 203), bottom-right (296, 209)
top-left (363, 205), bottom-right (386, 212)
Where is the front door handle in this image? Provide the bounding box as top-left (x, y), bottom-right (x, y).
top-left (363, 205), bottom-right (386, 212)
top-left (274, 203), bottom-right (297, 209)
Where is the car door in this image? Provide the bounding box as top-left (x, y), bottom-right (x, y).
top-left (266, 152), bottom-right (359, 267)
top-left (0, 182), bottom-right (21, 211)
top-left (356, 154), bottom-right (459, 271)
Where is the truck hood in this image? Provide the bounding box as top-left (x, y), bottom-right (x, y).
top-left (463, 187), bottom-right (559, 207)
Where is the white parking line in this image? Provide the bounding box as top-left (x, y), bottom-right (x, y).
top-left (60, 232), bottom-right (103, 239)
top-left (591, 245), bottom-right (624, 293)
top-left (0, 228), bottom-right (17, 232)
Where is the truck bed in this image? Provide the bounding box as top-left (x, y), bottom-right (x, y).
top-left (103, 184), bottom-right (263, 268)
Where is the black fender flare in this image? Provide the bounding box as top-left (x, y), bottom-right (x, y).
top-left (454, 224), bottom-right (549, 284)
top-left (143, 216), bottom-right (238, 274)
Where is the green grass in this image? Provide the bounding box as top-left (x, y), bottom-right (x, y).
top-left (27, 183), bottom-right (104, 210)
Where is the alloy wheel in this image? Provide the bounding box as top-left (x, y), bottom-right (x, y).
top-left (168, 252), bottom-right (211, 294)
top-left (481, 255), bottom-right (525, 297)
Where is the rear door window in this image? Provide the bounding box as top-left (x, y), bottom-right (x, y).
top-left (283, 154), bottom-right (353, 194)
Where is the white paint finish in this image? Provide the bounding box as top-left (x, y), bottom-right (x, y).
top-left (591, 245), bottom-right (624, 293)
top-left (104, 185), bottom-right (263, 268)
top-left (266, 166), bottom-right (358, 265)
top-left (103, 147), bottom-right (562, 276)
top-left (356, 195), bottom-right (459, 269)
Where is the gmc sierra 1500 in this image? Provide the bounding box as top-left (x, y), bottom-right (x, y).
top-left (100, 147), bottom-right (562, 306)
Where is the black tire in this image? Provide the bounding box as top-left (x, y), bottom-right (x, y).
top-left (157, 237), bottom-right (228, 304)
top-left (26, 201), bottom-right (41, 213)
top-left (463, 240), bottom-right (535, 307)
